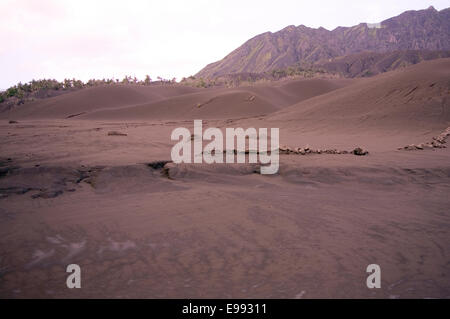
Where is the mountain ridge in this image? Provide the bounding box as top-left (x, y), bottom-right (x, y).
top-left (196, 6), bottom-right (450, 78)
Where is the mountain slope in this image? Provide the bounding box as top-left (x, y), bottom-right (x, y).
top-left (196, 6), bottom-right (450, 78)
top-left (315, 49), bottom-right (450, 77)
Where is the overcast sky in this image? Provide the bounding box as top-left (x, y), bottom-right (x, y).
top-left (0, 0), bottom-right (448, 89)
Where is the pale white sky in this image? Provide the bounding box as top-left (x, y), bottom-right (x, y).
top-left (0, 0), bottom-right (448, 89)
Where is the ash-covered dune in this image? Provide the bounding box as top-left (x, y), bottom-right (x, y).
top-left (2, 78), bottom-right (352, 120)
top-left (1, 84), bottom-right (202, 119)
top-left (268, 58), bottom-right (450, 132)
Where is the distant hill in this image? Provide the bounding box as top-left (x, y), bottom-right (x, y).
top-left (196, 6), bottom-right (450, 78)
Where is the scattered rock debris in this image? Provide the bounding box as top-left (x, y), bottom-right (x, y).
top-left (201, 145), bottom-right (369, 156)
top-left (279, 145), bottom-right (368, 156)
top-left (398, 126), bottom-right (450, 151)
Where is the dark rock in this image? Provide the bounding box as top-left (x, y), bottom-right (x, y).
top-left (353, 147), bottom-right (368, 156)
top-left (107, 131), bottom-right (127, 136)
top-left (147, 161), bottom-right (172, 170)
